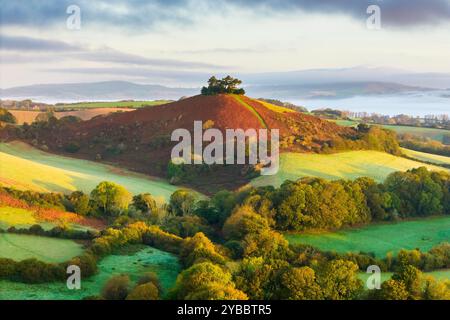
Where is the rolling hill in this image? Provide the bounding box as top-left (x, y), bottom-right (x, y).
top-left (1, 94), bottom-right (360, 193)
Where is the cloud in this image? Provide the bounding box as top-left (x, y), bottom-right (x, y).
top-left (228, 0), bottom-right (450, 27)
top-left (1, 35), bottom-right (227, 69)
top-left (75, 47), bottom-right (228, 69)
top-left (2, 0), bottom-right (450, 29)
top-left (0, 34), bottom-right (82, 51)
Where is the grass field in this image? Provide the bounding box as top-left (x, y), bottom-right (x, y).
top-left (0, 142), bottom-right (185, 200)
top-left (0, 207), bottom-right (36, 229)
top-left (285, 216), bottom-right (450, 258)
top-left (0, 233), bottom-right (84, 263)
top-left (331, 120), bottom-right (450, 143)
top-left (251, 150), bottom-right (449, 188)
top-left (358, 269), bottom-right (450, 285)
top-left (0, 246), bottom-right (180, 300)
top-left (9, 108), bottom-right (135, 125)
top-left (56, 100), bottom-right (171, 109)
top-left (401, 148), bottom-right (450, 166)
top-left (256, 100), bottom-right (297, 114)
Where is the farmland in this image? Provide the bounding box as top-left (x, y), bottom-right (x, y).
top-left (251, 150), bottom-right (449, 188)
top-left (0, 233), bottom-right (84, 263)
top-left (9, 108), bottom-right (135, 124)
top-left (285, 215), bottom-right (450, 258)
top-left (0, 246), bottom-right (180, 300)
top-left (401, 148), bottom-right (450, 166)
top-left (56, 100), bottom-right (171, 109)
top-left (0, 141), bottom-right (184, 200)
top-left (331, 120), bottom-right (450, 143)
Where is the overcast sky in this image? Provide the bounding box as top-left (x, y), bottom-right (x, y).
top-left (2, 0), bottom-right (450, 88)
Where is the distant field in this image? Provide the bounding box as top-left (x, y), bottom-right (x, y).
top-left (331, 120), bottom-right (449, 143)
top-left (9, 108), bottom-right (134, 124)
top-left (285, 215), bottom-right (450, 258)
top-left (256, 100), bottom-right (296, 114)
top-left (358, 269), bottom-right (450, 284)
top-left (0, 246), bottom-right (180, 300)
top-left (402, 148), bottom-right (450, 166)
top-left (0, 142), bottom-right (184, 200)
top-left (0, 233), bottom-right (84, 263)
top-left (251, 151), bottom-right (449, 188)
top-left (0, 207), bottom-right (36, 229)
top-left (56, 100), bottom-right (171, 109)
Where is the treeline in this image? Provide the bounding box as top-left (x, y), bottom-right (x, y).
top-left (399, 134), bottom-right (450, 157)
top-left (232, 167), bottom-right (450, 232)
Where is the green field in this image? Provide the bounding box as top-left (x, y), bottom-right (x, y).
top-left (285, 216), bottom-right (450, 258)
top-left (0, 246), bottom-right (180, 300)
top-left (358, 269), bottom-right (450, 285)
top-left (0, 142), bottom-right (186, 200)
top-left (56, 100), bottom-right (171, 109)
top-left (401, 148), bottom-right (450, 166)
top-left (331, 120), bottom-right (449, 143)
top-left (0, 233), bottom-right (84, 263)
top-left (0, 207), bottom-right (37, 229)
top-left (251, 150), bottom-right (449, 188)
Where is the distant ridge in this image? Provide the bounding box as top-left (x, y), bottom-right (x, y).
top-left (0, 81), bottom-right (198, 102)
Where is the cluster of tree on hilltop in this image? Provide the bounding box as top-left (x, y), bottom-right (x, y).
top-left (201, 76), bottom-right (246, 95)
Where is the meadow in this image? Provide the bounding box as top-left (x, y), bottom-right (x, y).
top-left (358, 269), bottom-right (450, 285)
top-left (401, 148), bottom-right (450, 166)
top-left (0, 233), bottom-right (84, 263)
top-left (0, 246), bottom-right (180, 300)
top-left (0, 142), bottom-right (184, 200)
top-left (285, 215), bottom-right (450, 258)
top-left (251, 150), bottom-right (449, 188)
top-left (331, 120), bottom-right (449, 143)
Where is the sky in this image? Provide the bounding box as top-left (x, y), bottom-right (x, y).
top-left (2, 0), bottom-right (450, 88)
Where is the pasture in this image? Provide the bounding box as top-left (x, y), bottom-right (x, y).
top-left (285, 215), bottom-right (450, 258)
top-left (251, 150), bottom-right (449, 188)
top-left (0, 142), bottom-right (184, 200)
top-left (0, 233), bottom-right (84, 263)
top-left (9, 108), bottom-right (134, 124)
top-left (331, 120), bottom-right (449, 143)
top-left (401, 148), bottom-right (450, 166)
top-left (0, 246), bottom-right (180, 300)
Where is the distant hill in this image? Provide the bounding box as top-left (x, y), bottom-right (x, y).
top-left (0, 81), bottom-right (198, 102)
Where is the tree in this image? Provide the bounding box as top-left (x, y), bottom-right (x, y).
top-left (0, 108), bottom-right (17, 124)
top-left (222, 206), bottom-right (269, 240)
top-left (200, 76), bottom-right (246, 95)
top-left (90, 181), bottom-right (132, 215)
top-left (275, 267), bottom-right (323, 300)
top-left (317, 260), bottom-right (363, 300)
top-left (126, 282), bottom-right (159, 300)
top-left (101, 275), bottom-right (130, 300)
top-left (67, 191), bottom-right (91, 215)
top-left (169, 190), bottom-right (197, 216)
top-left (377, 279), bottom-right (409, 300)
top-left (132, 193), bottom-right (157, 214)
top-left (171, 262), bottom-right (246, 300)
top-left (392, 264), bottom-right (423, 299)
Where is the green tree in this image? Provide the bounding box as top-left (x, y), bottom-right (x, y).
top-left (67, 191), bottom-right (91, 216)
top-left (126, 282), bottom-right (159, 300)
top-left (377, 279), bottom-right (409, 300)
top-left (90, 181), bottom-right (132, 215)
top-left (275, 267), bottom-right (323, 300)
top-left (132, 193), bottom-right (157, 214)
top-left (317, 260), bottom-right (363, 300)
top-left (169, 190), bottom-right (197, 216)
top-left (101, 275), bottom-right (130, 300)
